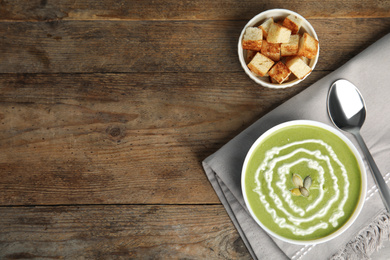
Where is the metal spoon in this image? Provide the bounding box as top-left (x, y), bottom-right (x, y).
top-left (327, 79), bottom-right (390, 212)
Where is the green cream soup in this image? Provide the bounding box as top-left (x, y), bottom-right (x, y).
top-left (244, 124), bottom-right (362, 241)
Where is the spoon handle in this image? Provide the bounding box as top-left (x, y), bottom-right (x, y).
top-left (353, 131), bottom-right (390, 213)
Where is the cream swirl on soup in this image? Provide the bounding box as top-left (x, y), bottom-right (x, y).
top-left (243, 124), bottom-right (362, 241)
top-left (253, 139), bottom-right (349, 236)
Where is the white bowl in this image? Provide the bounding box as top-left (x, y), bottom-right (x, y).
top-left (238, 9), bottom-right (319, 88)
top-left (241, 120), bottom-right (366, 245)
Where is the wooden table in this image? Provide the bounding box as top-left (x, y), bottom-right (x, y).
top-left (1, 1), bottom-right (389, 258)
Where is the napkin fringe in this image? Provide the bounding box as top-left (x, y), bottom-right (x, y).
top-left (331, 211), bottom-right (390, 260)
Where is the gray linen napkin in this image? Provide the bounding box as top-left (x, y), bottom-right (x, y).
top-left (203, 33), bottom-right (390, 259)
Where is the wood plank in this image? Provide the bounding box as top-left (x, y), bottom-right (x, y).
top-left (0, 204), bottom-right (250, 259)
top-left (0, 71), bottom-right (327, 205)
top-left (1, 0), bottom-right (389, 21)
top-left (0, 19), bottom-right (389, 74)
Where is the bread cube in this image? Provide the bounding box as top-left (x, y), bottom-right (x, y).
top-left (247, 53), bottom-right (274, 77)
top-left (281, 34), bottom-right (299, 56)
top-left (286, 56), bottom-right (312, 79)
top-left (246, 50), bottom-right (257, 64)
top-left (242, 27), bottom-right (263, 51)
top-left (268, 61), bottom-right (291, 84)
top-left (282, 14), bottom-right (303, 34)
top-left (261, 40), bottom-right (281, 61)
top-left (300, 56), bottom-right (310, 65)
top-left (267, 23), bottom-right (291, 43)
top-left (259, 18), bottom-right (274, 38)
top-left (287, 55), bottom-right (310, 65)
top-left (297, 32), bottom-right (319, 59)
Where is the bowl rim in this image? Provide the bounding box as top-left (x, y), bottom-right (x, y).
top-left (238, 9), bottom-right (319, 89)
top-left (241, 120), bottom-right (367, 245)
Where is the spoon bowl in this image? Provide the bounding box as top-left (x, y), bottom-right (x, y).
top-left (327, 79), bottom-right (390, 212)
top-left (328, 79), bottom-right (366, 131)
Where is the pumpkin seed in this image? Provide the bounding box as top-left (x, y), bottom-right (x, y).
top-left (299, 187), bottom-right (310, 197)
top-left (303, 176), bottom-right (312, 189)
top-left (290, 188), bottom-right (301, 196)
top-left (292, 174), bottom-right (303, 187)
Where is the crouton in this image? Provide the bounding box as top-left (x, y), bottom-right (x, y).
top-left (300, 56), bottom-right (310, 65)
top-left (241, 14), bottom-right (318, 85)
top-left (286, 55), bottom-right (310, 65)
top-left (267, 23), bottom-right (291, 43)
top-left (246, 50), bottom-right (257, 64)
top-left (261, 40), bottom-right (281, 61)
top-left (242, 27), bottom-right (263, 51)
top-left (281, 34), bottom-right (299, 56)
top-left (268, 61), bottom-right (291, 84)
top-left (297, 32), bottom-right (319, 59)
top-left (247, 53), bottom-right (274, 77)
top-left (259, 18), bottom-right (274, 38)
top-left (282, 14), bottom-right (303, 34)
top-left (286, 56), bottom-right (312, 79)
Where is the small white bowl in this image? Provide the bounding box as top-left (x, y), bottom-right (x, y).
top-left (238, 9), bottom-right (319, 88)
top-left (241, 120), bottom-right (366, 245)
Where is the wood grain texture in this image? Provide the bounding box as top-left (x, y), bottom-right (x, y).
top-left (1, 19), bottom-right (390, 73)
top-left (0, 205), bottom-right (250, 259)
top-left (0, 71), bottom-right (326, 205)
top-left (1, 0), bottom-right (389, 21)
top-left (1, 0), bottom-right (390, 258)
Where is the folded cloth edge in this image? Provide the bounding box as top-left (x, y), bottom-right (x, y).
top-left (331, 210), bottom-right (390, 259)
top-left (202, 160), bottom-right (289, 260)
